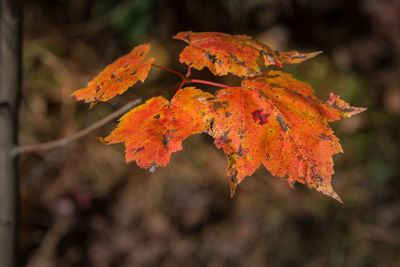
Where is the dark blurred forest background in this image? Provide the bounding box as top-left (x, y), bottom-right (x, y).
top-left (19, 0), bottom-right (399, 266)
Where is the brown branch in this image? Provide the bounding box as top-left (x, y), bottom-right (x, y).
top-left (12, 98), bottom-right (142, 156)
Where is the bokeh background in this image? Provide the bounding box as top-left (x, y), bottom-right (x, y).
top-left (20, 0), bottom-right (399, 266)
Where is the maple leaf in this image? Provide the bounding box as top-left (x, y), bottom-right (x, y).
top-left (173, 31), bottom-right (321, 78)
top-left (71, 44), bottom-right (154, 106)
top-left (204, 71), bottom-right (366, 201)
top-left (103, 87), bottom-right (213, 171)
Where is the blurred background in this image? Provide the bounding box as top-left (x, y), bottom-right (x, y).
top-left (19, 0), bottom-right (399, 266)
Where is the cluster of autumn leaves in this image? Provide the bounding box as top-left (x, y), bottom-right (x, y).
top-left (72, 32), bottom-right (366, 201)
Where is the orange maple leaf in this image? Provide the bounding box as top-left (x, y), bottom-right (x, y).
top-left (173, 31), bottom-right (321, 77)
top-left (204, 71), bottom-right (366, 201)
top-left (72, 44), bottom-right (154, 106)
top-left (103, 87), bottom-right (213, 171)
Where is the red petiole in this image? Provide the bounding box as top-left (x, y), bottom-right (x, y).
top-left (152, 63), bottom-right (231, 89)
top-left (151, 63), bottom-right (185, 79)
top-left (185, 66), bottom-right (191, 77)
top-left (187, 79), bottom-right (231, 88)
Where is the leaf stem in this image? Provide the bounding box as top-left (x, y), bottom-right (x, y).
top-left (188, 79), bottom-right (231, 88)
top-left (177, 80), bottom-right (186, 91)
top-left (185, 66), bottom-right (191, 78)
top-left (151, 63), bottom-right (185, 79)
top-left (151, 63), bottom-right (231, 89)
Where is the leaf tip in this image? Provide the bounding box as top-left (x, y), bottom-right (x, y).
top-left (149, 162), bottom-right (158, 173)
top-left (327, 93), bottom-right (367, 118)
top-left (172, 31), bottom-right (192, 42)
top-left (89, 101), bottom-right (98, 109)
top-left (95, 136), bottom-right (107, 144)
top-left (311, 50), bottom-right (323, 57)
top-left (230, 180), bottom-right (238, 198)
top-left (328, 190), bottom-right (343, 203)
top-left (316, 182), bottom-right (343, 203)
top-left (279, 50), bottom-right (323, 65)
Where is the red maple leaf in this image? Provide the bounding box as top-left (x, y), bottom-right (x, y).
top-left (204, 71), bottom-right (365, 201)
top-left (102, 87), bottom-right (213, 171)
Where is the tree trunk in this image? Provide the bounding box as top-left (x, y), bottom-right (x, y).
top-left (0, 0), bottom-right (22, 266)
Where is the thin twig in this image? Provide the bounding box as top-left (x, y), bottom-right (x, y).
top-left (12, 98), bottom-right (142, 156)
top-left (14, 63), bottom-right (230, 156)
